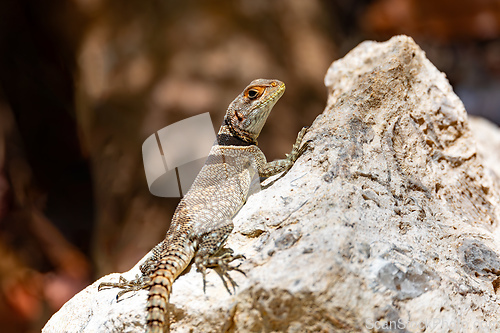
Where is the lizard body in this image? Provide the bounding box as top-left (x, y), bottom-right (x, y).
top-left (99, 79), bottom-right (309, 332)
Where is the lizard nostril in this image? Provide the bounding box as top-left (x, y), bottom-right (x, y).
top-left (235, 111), bottom-right (243, 121)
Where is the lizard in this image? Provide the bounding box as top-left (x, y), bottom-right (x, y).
top-left (98, 78), bottom-right (310, 332)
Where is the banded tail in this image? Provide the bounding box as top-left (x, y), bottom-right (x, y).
top-left (146, 247), bottom-right (194, 333)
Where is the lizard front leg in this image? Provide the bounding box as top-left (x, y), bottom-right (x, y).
top-left (259, 126), bottom-right (311, 178)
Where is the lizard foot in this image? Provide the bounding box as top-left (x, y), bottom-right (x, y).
top-left (260, 126), bottom-right (312, 185)
top-left (98, 274), bottom-right (150, 300)
top-left (195, 250), bottom-right (246, 294)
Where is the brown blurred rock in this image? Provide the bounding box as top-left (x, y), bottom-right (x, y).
top-left (364, 0), bottom-right (500, 41)
top-left (0, 97), bottom-right (91, 333)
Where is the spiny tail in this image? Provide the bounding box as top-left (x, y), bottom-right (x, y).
top-left (146, 252), bottom-right (193, 333)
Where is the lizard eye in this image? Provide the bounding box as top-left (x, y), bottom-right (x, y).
top-left (244, 86), bottom-right (265, 100)
top-left (247, 89), bottom-right (259, 99)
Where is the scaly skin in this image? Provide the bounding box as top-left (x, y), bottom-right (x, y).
top-left (98, 79), bottom-right (310, 332)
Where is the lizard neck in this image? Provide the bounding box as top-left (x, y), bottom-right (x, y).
top-left (217, 122), bottom-right (257, 146)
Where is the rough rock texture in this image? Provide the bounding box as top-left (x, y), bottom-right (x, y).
top-left (43, 35), bottom-right (500, 333)
top-left (469, 116), bottom-right (500, 183)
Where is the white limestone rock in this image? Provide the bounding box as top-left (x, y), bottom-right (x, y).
top-left (469, 116), bottom-right (500, 181)
top-left (43, 35), bottom-right (500, 333)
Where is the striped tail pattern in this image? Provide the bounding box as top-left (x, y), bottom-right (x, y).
top-left (146, 245), bottom-right (194, 333)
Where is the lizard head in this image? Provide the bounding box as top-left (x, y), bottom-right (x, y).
top-left (224, 79), bottom-right (285, 143)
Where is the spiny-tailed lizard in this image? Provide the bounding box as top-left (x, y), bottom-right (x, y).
top-left (98, 79), bottom-right (310, 332)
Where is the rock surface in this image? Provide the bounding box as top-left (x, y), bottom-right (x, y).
top-left (43, 35), bottom-right (500, 333)
top-left (469, 116), bottom-right (500, 183)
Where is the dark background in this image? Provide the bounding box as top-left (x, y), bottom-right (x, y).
top-left (0, 0), bottom-right (499, 331)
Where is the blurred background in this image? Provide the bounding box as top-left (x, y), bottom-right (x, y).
top-left (0, 0), bottom-right (499, 331)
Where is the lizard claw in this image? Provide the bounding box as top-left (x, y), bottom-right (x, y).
top-left (195, 251), bottom-right (246, 294)
top-left (288, 126), bottom-right (311, 163)
top-left (98, 274), bottom-right (150, 301)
